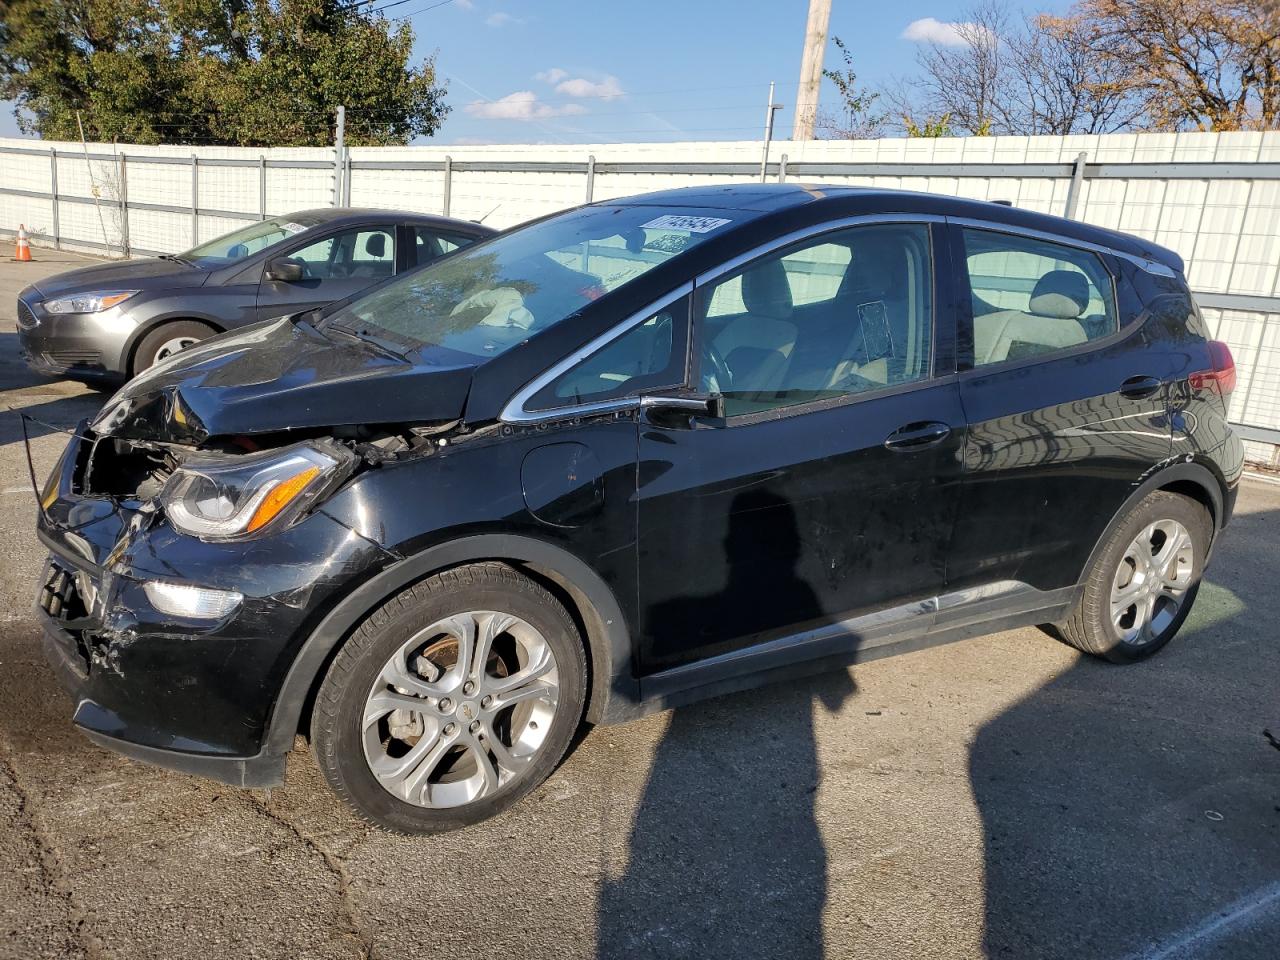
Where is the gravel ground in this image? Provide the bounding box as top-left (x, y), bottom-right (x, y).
top-left (1, 249), bottom-right (1277, 960)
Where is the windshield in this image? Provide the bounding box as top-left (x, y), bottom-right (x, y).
top-left (322, 205), bottom-right (743, 359)
top-left (180, 216), bottom-right (323, 267)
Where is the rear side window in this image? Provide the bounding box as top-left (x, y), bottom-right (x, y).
top-left (409, 227), bottom-right (470, 269)
top-left (962, 228), bottom-right (1117, 367)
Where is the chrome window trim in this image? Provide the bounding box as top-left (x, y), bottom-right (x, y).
top-left (500, 282), bottom-right (694, 425)
top-left (947, 216), bottom-right (1179, 278)
top-left (693, 212), bottom-right (946, 289)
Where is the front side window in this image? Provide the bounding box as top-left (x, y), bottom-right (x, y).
top-left (323, 205), bottom-right (751, 359)
top-left (696, 223), bottom-right (934, 418)
top-left (290, 227), bottom-right (395, 281)
top-left (963, 228), bottom-right (1118, 367)
top-left (409, 228), bottom-right (471, 269)
top-left (528, 296), bottom-right (689, 410)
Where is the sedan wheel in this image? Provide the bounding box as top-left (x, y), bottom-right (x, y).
top-left (1109, 519), bottom-right (1195, 646)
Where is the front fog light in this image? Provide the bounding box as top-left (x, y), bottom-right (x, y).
top-left (143, 580), bottom-right (243, 620)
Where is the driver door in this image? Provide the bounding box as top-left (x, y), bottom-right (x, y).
top-left (255, 225), bottom-right (396, 319)
top-left (635, 220), bottom-right (966, 675)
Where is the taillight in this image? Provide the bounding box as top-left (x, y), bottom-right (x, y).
top-left (1189, 340), bottom-right (1236, 396)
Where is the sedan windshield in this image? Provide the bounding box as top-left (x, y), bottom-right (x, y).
top-left (180, 216), bottom-right (327, 267)
top-left (322, 205), bottom-right (743, 358)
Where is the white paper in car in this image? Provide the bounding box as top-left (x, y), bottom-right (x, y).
top-left (277, 221), bottom-right (308, 235)
top-left (455, 287), bottom-right (535, 330)
top-left (641, 215), bottom-right (732, 233)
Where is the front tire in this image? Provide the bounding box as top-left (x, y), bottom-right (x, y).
top-left (132, 320), bottom-right (217, 375)
top-left (1054, 491), bottom-right (1211, 663)
top-left (310, 563), bottom-right (587, 834)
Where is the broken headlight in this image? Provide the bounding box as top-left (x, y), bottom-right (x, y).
top-left (160, 442), bottom-right (352, 540)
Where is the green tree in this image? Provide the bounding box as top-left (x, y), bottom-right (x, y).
top-left (0, 0), bottom-right (449, 145)
top-left (817, 36), bottom-right (887, 139)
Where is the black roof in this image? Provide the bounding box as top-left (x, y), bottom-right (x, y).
top-left (608, 183), bottom-right (1183, 272)
top-left (277, 208), bottom-right (495, 235)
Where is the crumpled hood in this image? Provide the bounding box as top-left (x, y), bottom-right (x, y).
top-left (92, 317), bottom-right (477, 444)
top-left (30, 256), bottom-right (209, 298)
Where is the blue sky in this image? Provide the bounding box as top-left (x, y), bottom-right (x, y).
top-left (0, 0), bottom-right (1063, 143)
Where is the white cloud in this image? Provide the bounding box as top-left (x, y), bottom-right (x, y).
top-left (485, 11), bottom-right (519, 26)
top-left (553, 75), bottom-right (625, 99)
top-left (901, 17), bottom-right (989, 46)
top-left (454, 0), bottom-right (473, 8)
top-left (464, 91), bottom-right (588, 120)
top-left (535, 67), bottom-right (569, 85)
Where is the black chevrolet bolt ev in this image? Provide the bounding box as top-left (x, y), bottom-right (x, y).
top-left (35, 184), bottom-right (1244, 833)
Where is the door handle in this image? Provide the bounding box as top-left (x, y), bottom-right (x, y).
top-left (1120, 375), bottom-right (1163, 400)
top-left (884, 421), bottom-right (952, 452)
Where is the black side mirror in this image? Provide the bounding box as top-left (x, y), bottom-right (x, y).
top-left (266, 258), bottom-right (304, 283)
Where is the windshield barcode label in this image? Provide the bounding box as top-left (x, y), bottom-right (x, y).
top-left (640, 215), bottom-right (732, 233)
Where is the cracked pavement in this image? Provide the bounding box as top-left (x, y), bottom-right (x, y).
top-left (1, 250), bottom-right (1278, 960)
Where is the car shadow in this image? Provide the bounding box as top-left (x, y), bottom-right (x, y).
top-left (972, 500), bottom-right (1280, 958)
top-left (596, 489), bottom-right (858, 959)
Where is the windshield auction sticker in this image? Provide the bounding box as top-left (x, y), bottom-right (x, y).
top-left (641, 215), bottom-right (732, 233)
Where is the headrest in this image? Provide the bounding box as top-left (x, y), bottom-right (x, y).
top-left (1029, 270), bottom-right (1089, 319)
top-left (365, 233), bottom-right (387, 258)
top-left (741, 258), bottom-right (793, 318)
top-left (841, 243), bottom-right (903, 302)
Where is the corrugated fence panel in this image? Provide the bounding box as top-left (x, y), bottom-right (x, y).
top-left (2, 131), bottom-right (1279, 462)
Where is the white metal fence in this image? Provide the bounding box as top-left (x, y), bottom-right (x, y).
top-left (2, 132), bottom-right (1278, 463)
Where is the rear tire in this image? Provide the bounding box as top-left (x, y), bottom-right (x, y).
top-left (131, 320), bottom-right (217, 375)
top-left (1053, 491), bottom-right (1211, 663)
top-left (310, 563), bottom-right (587, 834)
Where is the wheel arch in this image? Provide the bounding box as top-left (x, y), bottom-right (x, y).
top-left (123, 315), bottom-right (226, 375)
top-left (1075, 459), bottom-right (1226, 599)
top-left (261, 534), bottom-right (639, 760)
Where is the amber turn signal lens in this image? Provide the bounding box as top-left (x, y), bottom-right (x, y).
top-left (246, 466), bottom-right (321, 533)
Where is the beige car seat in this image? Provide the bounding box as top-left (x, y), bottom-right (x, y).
top-left (974, 270), bottom-right (1090, 365)
top-left (711, 258), bottom-right (798, 392)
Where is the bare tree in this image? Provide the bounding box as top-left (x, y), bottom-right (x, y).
top-left (1080, 0), bottom-right (1280, 130)
top-left (911, 1), bottom-right (1010, 136)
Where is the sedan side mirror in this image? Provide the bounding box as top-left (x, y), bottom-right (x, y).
top-left (266, 258), bottom-right (305, 283)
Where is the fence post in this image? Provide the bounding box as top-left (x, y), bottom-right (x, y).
top-left (49, 148), bottom-right (61, 249)
top-left (586, 154), bottom-right (596, 203)
top-left (259, 155), bottom-right (267, 220)
top-left (778, 153), bottom-right (789, 183)
top-left (332, 105), bottom-right (345, 207)
top-left (191, 155), bottom-right (199, 245)
top-left (1064, 151), bottom-right (1088, 219)
top-left (344, 152), bottom-right (353, 206)
top-left (443, 156), bottom-right (452, 217)
top-left (118, 153), bottom-right (130, 257)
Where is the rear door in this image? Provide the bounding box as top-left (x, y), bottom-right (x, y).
top-left (255, 224), bottom-right (396, 319)
top-left (947, 222), bottom-right (1172, 596)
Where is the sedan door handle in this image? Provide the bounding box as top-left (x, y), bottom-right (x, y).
top-left (1120, 375), bottom-right (1163, 400)
top-left (884, 421), bottom-right (952, 452)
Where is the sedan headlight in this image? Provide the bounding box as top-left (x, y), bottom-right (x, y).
top-left (160, 442), bottom-right (354, 540)
top-left (41, 290), bottom-right (139, 314)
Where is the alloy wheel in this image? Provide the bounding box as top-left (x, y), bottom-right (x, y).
top-left (153, 335), bottom-right (200, 363)
top-left (361, 611), bottom-right (560, 809)
top-left (1109, 518), bottom-right (1194, 646)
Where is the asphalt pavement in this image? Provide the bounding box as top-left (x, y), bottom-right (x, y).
top-left (0, 247), bottom-right (1277, 960)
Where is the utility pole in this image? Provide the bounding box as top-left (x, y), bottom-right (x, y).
top-left (760, 82), bottom-right (784, 182)
top-left (792, 0), bottom-right (831, 141)
top-left (332, 105), bottom-right (346, 207)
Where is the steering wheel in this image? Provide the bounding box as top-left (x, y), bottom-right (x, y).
top-left (699, 338), bottom-right (732, 394)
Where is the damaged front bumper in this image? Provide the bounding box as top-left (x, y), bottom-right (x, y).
top-left (36, 423), bottom-right (395, 788)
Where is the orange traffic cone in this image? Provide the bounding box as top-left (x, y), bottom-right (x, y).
top-left (13, 224), bottom-right (32, 262)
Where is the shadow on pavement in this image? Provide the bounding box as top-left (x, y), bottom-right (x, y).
top-left (973, 502), bottom-right (1280, 958)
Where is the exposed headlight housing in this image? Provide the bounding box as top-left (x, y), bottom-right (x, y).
top-left (160, 441), bottom-right (355, 540)
top-left (41, 290), bottom-right (139, 314)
